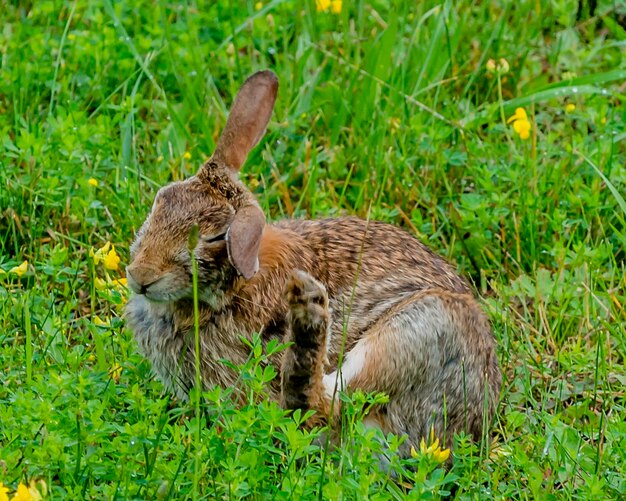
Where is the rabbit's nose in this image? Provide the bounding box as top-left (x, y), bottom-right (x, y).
top-left (126, 264), bottom-right (160, 294)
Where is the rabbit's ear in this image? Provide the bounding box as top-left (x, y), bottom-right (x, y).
top-left (211, 70), bottom-right (278, 172)
top-left (226, 204), bottom-right (266, 280)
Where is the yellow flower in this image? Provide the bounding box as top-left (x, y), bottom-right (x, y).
top-left (498, 58), bottom-right (509, 74)
top-left (507, 107), bottom-right (527, 122)
top-left (0, 483), bottom-right (9, 501)
top-left (10, 261), bottom-right (28, 277)
top-left (88, 178), bottom-right (98, 187)
top-left (255, 1), bottom-right (263, 10)
top-left (316, 0), bottom-right (331, 11)
top-left (565, 103), bottom-right (576, 113)
top-left (94, 277), bottom-right (107, 290)
top-left (507, 107), bottom-right (532, 140)
top-left (316, 0), bottom-right (340, 13)
top-left (93, 315), bottom-right (108, 326)
top-left (67, 33), bottom-right (76, 41)
top-left (111, 277), bottom-right (128, 288)
top-left (513, 118), bottom-right (531, 139)
top-left (412, 428), bottom-right (451, 463)
top-left (432, 445), bottom-right (450, 462)
top-left (103, 245), bottom-right (121, 270)
top-left (183, 151), bottom-right (192, 160)
top-left (10, 483), bottom-right (37, 501)
top-left (486, 58), bottom-right (508, 74)
top-left (90, 242), bottom-right (110, 265)
top-left (27, 482), bottom-right (42, 501)
top-left (110, 363), bottom-right (122, 382)
top-left (91, 242), bottom-right (121, 270)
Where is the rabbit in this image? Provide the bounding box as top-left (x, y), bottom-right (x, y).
top-left (124, 70), bottom-right (502, 455)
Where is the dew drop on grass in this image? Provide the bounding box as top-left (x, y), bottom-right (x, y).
top-left (572, 87), bottom-right (578, 93)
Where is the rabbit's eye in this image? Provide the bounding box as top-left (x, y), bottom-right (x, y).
top-left (203, 232), bottom-right (227, 244)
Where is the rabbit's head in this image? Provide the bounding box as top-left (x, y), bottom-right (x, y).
top-left (126, 70), bottom-right (278, 306)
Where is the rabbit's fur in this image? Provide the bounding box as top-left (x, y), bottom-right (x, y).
top-left (125, 70), bottom-right (501, 452)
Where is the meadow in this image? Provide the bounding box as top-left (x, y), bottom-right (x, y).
top-left (1, 0), bottom-right (625, 499)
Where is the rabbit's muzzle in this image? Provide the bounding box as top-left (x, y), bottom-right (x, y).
top-left (126, 264), bottom-right (191, 303)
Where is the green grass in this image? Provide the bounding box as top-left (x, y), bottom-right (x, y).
top-left (1, 0), bottom-right (625, 498)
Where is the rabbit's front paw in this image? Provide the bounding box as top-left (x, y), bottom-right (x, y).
top-left (286, 270), bottom-right (329, 347)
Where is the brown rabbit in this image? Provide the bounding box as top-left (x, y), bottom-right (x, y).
top-left (125, 70), bottom-right (501, 454)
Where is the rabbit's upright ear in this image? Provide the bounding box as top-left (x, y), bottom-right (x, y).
top-left (226, 204), bottom-right (266, 280)
top-left (211, 70), bottom-right (278, 172)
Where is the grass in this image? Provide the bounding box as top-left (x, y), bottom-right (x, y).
top-left (1, 0), bottom-right (625, 498)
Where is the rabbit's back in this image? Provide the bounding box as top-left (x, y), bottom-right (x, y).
top-left (271, 217), bottom-right (477, 364)
top-left (276, 217), bottom-right (470, 295)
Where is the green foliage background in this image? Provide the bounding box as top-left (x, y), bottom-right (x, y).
top-left (1, 0), bottom-right (625, 498)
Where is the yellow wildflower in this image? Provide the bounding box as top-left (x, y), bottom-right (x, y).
top-left (565, 103), bottom-right (576, 113)
top-left (411, 427), bottom-right (451, 463)
top-left (489, 443), bottom-right (511, 461)
top-left (255, 1), bottom-right (263, 10)
top-left (316, 0), bottom-right (330, 10)
top-left (93, 315), bottom-right (108, 326)
top-left (111, 277), bottom-right (128, 288)
top-left (508, 107), bottom-right (527, 121)
top-left (90, 242), bottom-right (110, 265)
top-left (110, 363), bottom-right (122, 382)
top-left (27, 481), bottom-right (42, 501)
top-left (103, 245), bottom-right (121, 270)
top-left (513, 119), bottom-right (531, 140)
top-left (507, 107), bottom-right (532, 140)
top-left (67, 33), bottom-right (76, 41)
top-left (10, 261), bottom-right (28, 277)
top-left (10, 483), bottom-right (39, 501)
top-left (88, 178), bottom-right (98, 187)
top-left (316, 0), bottom-right (341, 13)
top-left (486, 58), bottom-right (509, 74)
top-left (0, 483), bottom-right (9, 501)
top-left (498, 58), bottom-right (509, 74)
top-left (183, 151), bottom-right (192, 160)
top-left (94, 277), bottom-right (107, 290)
top-left (91, 242), bottom-right (120, 270)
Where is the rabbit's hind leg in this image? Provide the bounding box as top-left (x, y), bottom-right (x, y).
top-left (323, 290), bottom-right (500, 452)
top-left (280, 270), bottom-right (331, 426)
